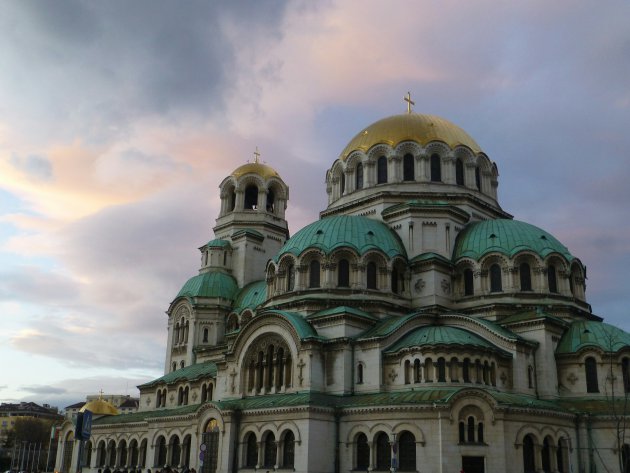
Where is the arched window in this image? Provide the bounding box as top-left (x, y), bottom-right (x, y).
top-left (520, 263), bottom-right (532, 291)
top-left (403, 154), bottom-right (414, 181)
top-left (263, 433), bottom-right (276, 468)
top-left (477, 422), bottom-right (484, 443)
top-left (356, 433), bottom-right (369, 470)
top-left (377, 156), bottom-right (388, 184)
top-left (244, 184), bottom-right (258, 210)
top-left (367, 262), bottom-right (377, 289)
top-left (156, 436), bottom-right (167, 468)
top-left (266, 189), bottom-right (275, 212)
top-left (463, 358), bottom-right (471, 383)
top-left (459, 422), bottom-right (465, 443)
top-left (375, 432), bottom-right (391, 470)
top-left (309, 260), bottom-right (320, 288)
top-left (398, 431), bottom-right (416, 471)
top-left (437, 357), bottom-right (446, 382)
top-left (548, 264), bottom-right (558, 293)
top-left (172, 362), bottom-right (177, 372)
top-left (201, 384), bottom-right (207, 403)
top-left (171, 436), bottom-right (181, 467)
top-left (229, 190), bottom-right (236, 211)
top-left (338, 259), bottom-right (350, 287)
top-left (523, 435), bottom-right (535, 473)
top-left (357, 363), bottom-right (363, 384)
top-left (245, 433), bottom-right (258, 468)
top-left (287, 264), bottom-right (295, 291)
top-left (541, 437), bottom-right (551, 473)
top-left (467, 416), bottom-right (475, 442)
top-left (356, 163), bottom-right (364, 190)
top-left (558, 439), bottom-right (567, 473)
top-left (475, 166), bottom-right (481, 190)
top-left (430, 154), bottom-right (441, 182)
top-left (203, 328), bottom-right (209, 343)
top-left (490, 264), bottom-right (502, 292)
top-left (282, 431), bottom-right (295, 469)
top-left (585, 356), bottom-right (599, 393)
top-left (464, 268), bottom-right (474, 296)
top-left (414, 359), bottom-right (421, 383)
top-left (341, 172), bottom-right (345, 195)
top-left (455, 158), bottom-right (464, 185)
top-left (404, 360), bottom-right (411, 384)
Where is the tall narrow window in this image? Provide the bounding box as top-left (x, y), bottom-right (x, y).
top-left (490, 264), bottom-right (502, 292)
top-left (463, 359), bottom-right (471, 383)
top-left (541, 437), bottom-right (551, 473)
top-left (356, 163), bottom-right (364, 190)
top-left (623, 358), bottom-right (630, 393)
top-left (391, 268), bottom-right (399, 294)
top-left (338, 259), bottom-right (350, 287)
top-left (523, 435), bottom-right (535, 473)
top-left (309, 260), bottom-right (320, 288)
top-left (266, 189), bottom-right (275, 212)
top-left (376, 432), bottom-right (391, 470)
top-left (437, 357), bottom-right (446, 382)
top-left (263, 433), bottom-right (276, 468)
top-left (357, 363), bottom-right (364, 384)
top-left (287, 264), bottom-right (295, 291)
top-left (398, 431), bottom-right (416, 471)
top-left (356, 434), bottom-right (369, 470)
top-left (340, 172), bottom-right (345, 195)
top-left (245, 433), bottom-right (258, 468)
top-left (403, 154), bottom-right (414, 181)
top-left (456, 158), bottom-right (464, 185)
top-left (467, 417), bottom-right (475, 443)
top-left (367, 262), bottom-right (377, 289)
top-left (464, 268), bottom-right (474, 296)
top-left (430, 154), bottom-right (441, 182)
top-left (520, 263), bottom-right (532, 291)
top-left (282, 431), bottom-right (295, 469)
top-left (377, 156), bottom-right (388, 184)
top-left (548, 264), bottom-right (558, 293)
top-left (475, 166), bottom-right (481, 190)
top-left (585, 356), bottom-right (599, 393)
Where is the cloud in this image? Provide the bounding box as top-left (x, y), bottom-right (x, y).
top-left (20, 385), bottom-right (67, 395)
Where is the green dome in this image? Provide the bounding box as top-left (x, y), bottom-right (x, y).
top-left (276, 215), bottom-right (406, 261)
top-left (385, 325), bottom-right (501, 354)
top-left (176, 271), bottom-right (238, 300)
top-left (453, 219), bottom-right (574, 262)
top-left (234, 280), bottom-right (267, 312)
top-left (556, 321), bottom-right (630, 355)
top-left (206, 238), bottom-right (231, 248)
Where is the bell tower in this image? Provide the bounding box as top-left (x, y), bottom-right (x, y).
top-left (213, 150), bottom-right (290, 287)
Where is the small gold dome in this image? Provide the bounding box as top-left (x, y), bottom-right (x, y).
top-left (231, 162), bottom-right (280, 181)
top-left (80, 398), bottom-right (119, 416)
top-left (340, 113), bottom-right (482, 160)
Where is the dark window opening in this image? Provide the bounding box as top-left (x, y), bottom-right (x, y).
top-left (430, 154), bottom-right (441, 182)
top-left (520, 263), bottom-right (532, 291)
top-left (490, 264), bottom-right (502, 292)
top-left (266, 189), bottom-right (275, 212)
top-left (367, 262), bottom-right (377, 289)
top-left (375, 432), bottom-right (391, 470)
top-left (356, 163), bottom-right (364, 190)
top-left (377, 156), bottom-right (388, 184)
top-left (464, 269), bottom-right (474, 296)
top-left (287, 264), bottom-right (295, 291)
top-left (456, 158), bottom-right (464, 185)
top-left (403, 154), bottom-right (414, 181)
top-left (475, 167), bottom-right (481, 190)
top-left (244, 185), bottom-right (258, 210)
top-left (585, 356), bottom-right (599, 393)
top-left (548, 264), bottom-right (558, 293)
top-left (309, 260), bottom-right (320, 288)
top-left (356, 434), bottom-right (369, 470)
top-left (338, 259), bottom-right (350, 287)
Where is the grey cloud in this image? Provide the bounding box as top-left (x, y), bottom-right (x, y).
top-left (20, 385), bottom-right (67, 395)
top-left (0, 266), bottom-right (79, 304)
top-left (10, 153), bottom-right (53, 180)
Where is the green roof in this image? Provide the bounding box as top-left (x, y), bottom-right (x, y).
top-left (275, 215), bottom-right (406, 261)
top-left (232, 228), bottom-right (264, 240)
top-left (385, 325), bottom-right (505, 354)
top-left (205, 238), bottom-right (231, 248)
top-left (410, 252), bottom-right (453, 265)
top-left (257, 310), bottom-right (324, 341)
top-left (359, 312), bottom-right (419, 339)
top-left (556, 321), bottom-right (630, 355)
top-left (453, 219), bottom-right (574, 262)
top-left (307, 305), bottom-right (378, 322)
top-left (93, 403), bottom-right (201, 425)
top-left (501, 307), bottom-right (567, 327)
top-left (176, 271), bottom-right (238, 300)
top-left (138, 362), bottom-right (217, 389)
top-left (233, 280), bottom-right (267, 312)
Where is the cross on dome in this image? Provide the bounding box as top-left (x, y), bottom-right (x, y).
top-left (253, 146), bottom-right (261, 164)
top-left (404, 91), bottom-right (415, 114)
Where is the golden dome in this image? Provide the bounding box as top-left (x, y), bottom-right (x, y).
top-left (231, 162), bottom-right (280, 181)
top-left (340, 113), bottom-right (482, 160)
top-left (80, 398), bottom-right (119, 416)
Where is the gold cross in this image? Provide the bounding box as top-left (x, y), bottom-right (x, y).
top-left (253, 147), bottom-right (261, 164)
top-left (404, 91), bottom-right (415, 114)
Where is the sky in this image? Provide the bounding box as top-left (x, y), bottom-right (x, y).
top-left (1, 0), bottom-right (629, 410)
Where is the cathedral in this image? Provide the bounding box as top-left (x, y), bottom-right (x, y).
top-left (55, 98), bottom-right (630, 473)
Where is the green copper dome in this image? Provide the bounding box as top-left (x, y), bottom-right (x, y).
top-left (276, 215), bottom-right (406, 261)
top-left (556, 321), bottom-right (630, 355)
top-left (176, 271), bottom-right (238, 300)
top-left (234, 280), bottom-right (267, 312)
top-left (453, 219), bottom-right (574, 262)
top-left (385, 325), bottom-right (503, 354)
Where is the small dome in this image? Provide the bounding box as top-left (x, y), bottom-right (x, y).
top-left (453, 219), bottom-right (574, 262)
top-left (557, 321), bottom-right (630, 355)
top-left (234, 280), bottom-right (267, 312)
top-left (275, 215), bottom-right (407, 261)
top-left (176, 271), bottom-right (239, 300)
top-left (340, 113), bottom-right (482, 160)
top-left (80, 398), bottom-right (119, 416)
top-left (231, 162), bottom-right (280, 181)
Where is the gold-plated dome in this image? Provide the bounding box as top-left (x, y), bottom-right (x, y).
top-left (340, 113), bottom-right (482, 160)
top-left (80, 398), bottom-right (119, 416)
top-left (231, 162), bottom-right (280, 180)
